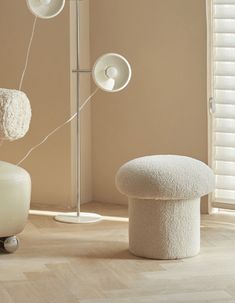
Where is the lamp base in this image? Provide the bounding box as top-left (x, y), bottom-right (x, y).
top-left (54, 212), bottom-right (102, 224)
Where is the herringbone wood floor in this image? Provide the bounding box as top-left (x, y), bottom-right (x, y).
top-left (1, 202), bottom-right (235, 303)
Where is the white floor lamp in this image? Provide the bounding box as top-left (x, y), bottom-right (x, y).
top-left (26, 0), bottom-right (132, 223)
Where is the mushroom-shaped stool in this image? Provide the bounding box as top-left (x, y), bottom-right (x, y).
top-left (116, 155), bottom-right (215, 260)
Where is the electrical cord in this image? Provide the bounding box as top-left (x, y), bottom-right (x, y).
top-left (0, 16), bottom-right (37, 148)
top-left (17, 88), bottom-right (99, 166)
top-left (13, 14), bottom-right (98, 166)
top-left (19, 16), bottom-right (37, 91)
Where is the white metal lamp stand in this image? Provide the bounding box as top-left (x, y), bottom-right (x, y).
top-left (26, 0), bottom-right (131, 224)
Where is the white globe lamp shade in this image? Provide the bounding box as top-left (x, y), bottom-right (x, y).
top-left (26, 0), bottom-right (65, 19)
top-left (92, 53), bottom-right (132, 92)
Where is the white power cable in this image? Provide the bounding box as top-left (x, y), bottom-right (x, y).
top-left (16, 14), bottom-right (99, 166)
top-left (17, 88), bottom-right (99, 166)
top-left (19, 16), bottom-right (37, 91)
top-left (79, 88), bottom-right (98, 112)
top-left (0, 17), bottom-right (37, 149)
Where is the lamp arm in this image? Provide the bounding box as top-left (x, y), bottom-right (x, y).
top-left (72, 69), bottom-right (92, 73)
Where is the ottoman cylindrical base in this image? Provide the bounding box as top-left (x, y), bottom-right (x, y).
top-left (128, 198), bottom-right (200, 260)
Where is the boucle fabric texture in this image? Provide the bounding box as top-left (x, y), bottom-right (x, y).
top-left (116, 155), bottom-right (215, 200)
top-left (0, 88), bottom-right (31, 140)
top-left (129, 198), bottom-right (200, 259)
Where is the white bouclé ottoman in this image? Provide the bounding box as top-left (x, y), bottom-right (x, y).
top-left (115, 155), bottom-right (215, 260)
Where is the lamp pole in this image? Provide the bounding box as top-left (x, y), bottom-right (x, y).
top-left (55, 0), bottom-right (102, 223)
top-left (25, 0), bottom-right (131, 224)
top-left (76, 0), bottom-right (81, 217)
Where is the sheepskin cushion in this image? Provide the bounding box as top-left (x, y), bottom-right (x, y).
top-left (116, 155), bottom-right (215, 200)
top-left (0, 88), bottom-right (31, 141)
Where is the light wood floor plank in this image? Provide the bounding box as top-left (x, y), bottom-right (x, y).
top-left (1, 203), bottom-right (235, 302)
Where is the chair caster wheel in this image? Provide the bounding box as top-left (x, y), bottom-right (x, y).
top-left (0, 236), bottom-right (19, 253)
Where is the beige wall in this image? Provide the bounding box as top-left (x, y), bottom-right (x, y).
top-left (0, 0), bottom-right (209, 212)
top-left (0, 0), bottom-right (91, 210)
top-left (0, 0), bottom-right (72, 210)
top-left (90, 0), bottom-right (209, 212)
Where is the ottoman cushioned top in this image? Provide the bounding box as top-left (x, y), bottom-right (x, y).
top-left (116, 155), bottom-right (215, 200)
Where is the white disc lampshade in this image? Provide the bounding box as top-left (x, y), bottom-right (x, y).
top-left (26, 0), bottom-right (65, 19)
top-left (92, 53), bottom-right (132, 92)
